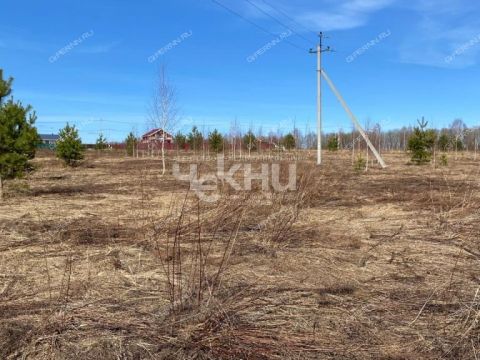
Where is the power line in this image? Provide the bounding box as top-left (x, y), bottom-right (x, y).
top-left (243, 0), bottom-right (313, 45)
top-left (259, 0), bottom-right (318, 36)
top-left (210, 0), bottom-right (307, 52)
top-left (36, 120), bottom-right (139, 125)
top-left (84, 129), bottom-right (127, 134)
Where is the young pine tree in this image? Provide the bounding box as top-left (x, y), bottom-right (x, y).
top-left (438, 133), bottom-right (450, 152)
top-left (187, 126), bottom-right (203, 153)
top-left (56, 124), bottom-right (84, 166)
top-left (0, 69), bottom-right (40, 200)
top-left (407, 117), bottom-right (437, 164)
top-left (282, 133), bottom-right (296, 150)
top-left (125, 132), bottom-right (137, 157)
top-left (243, 130), bottom-right (256, 153)
top-left (454, 138), bottom-right (465, 151)
top-left (208, 129), bottom-right (224, 153)
top-left (95, 133), bottom-right (108, 150)
top-left (327, 136), bottom-right (339, 151)
top-left (174, 131), bottom-right (186, 152)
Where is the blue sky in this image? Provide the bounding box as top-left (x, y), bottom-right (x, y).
top-left (1, 0), bottom-right (479, 142)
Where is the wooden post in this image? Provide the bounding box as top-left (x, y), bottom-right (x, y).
top-left (0, 176), bottom-right (3, 201)
top-left (366, 143), bottom-right (369, 172)
top-left (475, 138), bottom-right (477, 161)
top-left (161, 139), bottom-right (165, 175)
top-left (352, 130), bottom-right (355, 165)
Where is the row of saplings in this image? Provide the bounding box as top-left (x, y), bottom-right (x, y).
top-left (403, 118), bottom-right (460, 166)
top-left (325, 118), bottom-right (461, 168)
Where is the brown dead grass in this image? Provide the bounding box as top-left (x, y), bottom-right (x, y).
top-left (0, 150), bottom-right (479, 359)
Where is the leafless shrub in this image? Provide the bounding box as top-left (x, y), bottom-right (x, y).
top-left (146, 192), bottom-right (250, 316)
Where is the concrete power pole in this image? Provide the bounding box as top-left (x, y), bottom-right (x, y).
top-left (308, 33), bottom-right (386, 168)
top-left (310, 33), bottom-right (331, 166)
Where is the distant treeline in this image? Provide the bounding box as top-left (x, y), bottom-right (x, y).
top-left (89, 119), bottom-right (479, 155)
top-left (159, 119), bottom-right (479, 152)
top-left (317, 119), bottom-right (478, 152)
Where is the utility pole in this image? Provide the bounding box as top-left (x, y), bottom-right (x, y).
top-left (310, 32), bottom-right (331, 166)
top-left (309, 33), bottom-right (387, 168)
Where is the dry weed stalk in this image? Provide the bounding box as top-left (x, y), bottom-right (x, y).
top-left (149, 192), bottom-right (249, 314)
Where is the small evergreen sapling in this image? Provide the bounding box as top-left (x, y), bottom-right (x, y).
top-left (438, 133), bottom-right (450, 152)
top-left (174, 132), bottom-right (186, 151)
top-left (208, 129), bottom-right (224, 153)
top-left (125, 132), bottom-right (137, 156)
top-left (95, 133), bottom-right (108, 150)
top-left (354, 156), bottom-right (366, 172)
top-left (407, 117), bottom-right (436, 164)
top-left (56, 123), bottom-right (84, 166)
top-left (188, 126), bottom-right (203, 153)
top-left (282, 133), bottom-right (296, 150)
top-left (327, 136), bottom-right (339, 151)
top-left (243, 130), bottom-right (256, 153)
top-left (440, 154), bottom-right (448, 167)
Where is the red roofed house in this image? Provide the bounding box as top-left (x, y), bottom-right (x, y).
top-left (140, 128), bottom-right (174, 151)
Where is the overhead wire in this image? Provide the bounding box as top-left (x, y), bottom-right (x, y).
top-left (210, 0), bottom-right (308, 52)
top-left (242, 0), bottom-right (314, 45)
top-left (36, 120), bottom-right (137, 125)
top-left (259, 0), bottom-right (318, 37)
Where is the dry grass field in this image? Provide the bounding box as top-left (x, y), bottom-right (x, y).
top-left (1, 150), bottom-right (479, 359)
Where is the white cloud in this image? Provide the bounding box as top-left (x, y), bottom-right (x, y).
top-left (398, 0), bottom-right (480, 68)
top-left (238, 0), bottom-right (480, 67)
top-left (0, 38), bottom-right (47, 52)
top-left (0, 35), bottom-right (120, 56)
top-left (20, 90), bottom-right (143, 106)
top-left (228, 0), bottom-right (395, 31)
top-left (268, 0), bottom-right (396, 31)
top-left (77, 41), bottom-right (121, 54)
top-left (344, 0), bottom-right (395, 12)
top-left (297, 12), bottom-right (366, 31)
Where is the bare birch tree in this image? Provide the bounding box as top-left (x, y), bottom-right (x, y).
top-left (452, 119), bottom-right (468, 160)
top-left (149, 65), bottom-right (179, 175)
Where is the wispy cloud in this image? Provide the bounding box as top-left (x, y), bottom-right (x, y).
top-left (229, 0), bottom-right (399, 31)
top-left (398, 0), bottom-right (480, 68)
top-left (242, 0), bottom-right (396, 31)
top-left (240, 0), bottom-right (480, 68)
top-left (20, 91), bottom-right (144, 107)
top-left (295, 0), bottom-right (396, 31)
top-left (77, 40), bottom-right (122, 54)
top-left (0, 38), bottom-right (48, 52)
top-left (0, 34), bottom-right (121, 56)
